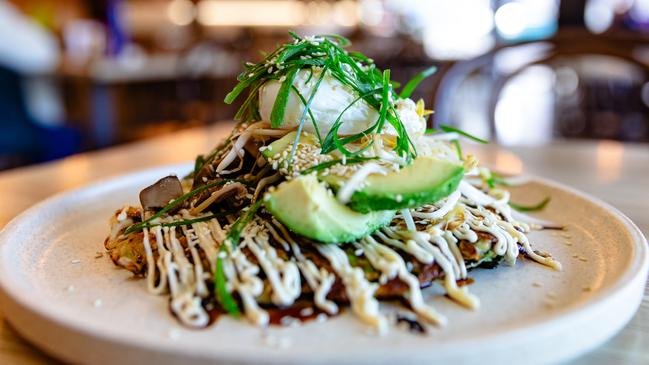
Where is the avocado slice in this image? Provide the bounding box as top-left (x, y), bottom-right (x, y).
top-left (323, 156), bottom-right (464, 213)
top-left (264, 175), bottom-right (395, 243)
top-left (261, 131), bottom-right (316, 159)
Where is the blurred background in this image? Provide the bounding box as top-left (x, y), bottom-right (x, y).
top-left (1, 0), bottom-right (648, 171)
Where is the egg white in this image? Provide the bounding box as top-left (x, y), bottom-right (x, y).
top-left (259, 69), bottom-right (425, 140)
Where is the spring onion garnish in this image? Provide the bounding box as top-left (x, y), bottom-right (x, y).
top-left (509, 197), bottom-right (551, 212)
top-left (125, 179), bottom-right (246, 234)
top-left (288, 66), bottom-right (328, 167)
top-left (214, 198), bottom-right (265, 315)
top-left (224, 33), bottom-right (419, 163)
top-left (320, 88), bottom-right (380, 155)
top-left (212, 199), bottom-right (264, 315)
top-left (439, 124), bottom-right (488, 144)
top-left (300, 156), bottom-right (378, 175)
top-left (452, 139), bottom-right (463, 160)
top-left (399, 66), bottom-right (437, 99)
top-left (291, 85), bottom-right (322, 145)
top-left (225, 199), bottom-right (264, 247)
top-left (486, 171), bottom-right (511, 188)
top-left (135, 212), bottom-right (233, 230)
top-left (270, 67), bottom-right (299, 128)
top-left (214, 248), bottom-right (241, 318)
top-left (425, 125), bottom-right (488, 160)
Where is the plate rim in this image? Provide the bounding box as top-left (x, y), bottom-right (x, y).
top-left (0, 163), bottom-right (647, 364)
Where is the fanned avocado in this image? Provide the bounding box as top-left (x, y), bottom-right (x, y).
top-left (323, 156), bottom-right (464, 213)
top-left (264, 175), bottom-right (394, 243)
top-left (262, 133), bottom-right (463, 214)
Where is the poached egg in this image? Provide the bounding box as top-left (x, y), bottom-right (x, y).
top-left (259, 69), bottom-right (425, 140)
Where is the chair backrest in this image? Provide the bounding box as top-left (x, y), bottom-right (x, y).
top-left (432, 28), bottom-right (649, 145)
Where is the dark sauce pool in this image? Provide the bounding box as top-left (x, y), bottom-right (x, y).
top-left (201, 300), bottom-right (340, 327)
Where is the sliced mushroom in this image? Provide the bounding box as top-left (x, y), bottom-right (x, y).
top-left (139, 175), bottom-right (184, 211)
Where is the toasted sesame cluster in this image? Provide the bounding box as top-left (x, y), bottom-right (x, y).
top-left (262, 141), bottom-right (331, 178)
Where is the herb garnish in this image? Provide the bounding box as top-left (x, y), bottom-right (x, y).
top-left (288, 66), bottom-right (328, 166)
top-left (509, 197), bottom-right (551, 212)
top-left (224, 199), bottom-right (264, 247)
top-left (486, 171), bottom-right (511, 188)
top-left (135, 212), bottom-right (232, 230)
top-left (214, 248), bottom-right (241, 318)
top-left (300, 156), bottom-right (378, 175)
top-left (399, 66), bottom-right (437, 99)
top-left (213, 198), bottom-right (265, 316)
top-left (439, 124), bottom-right (488, 144)
top-left (224, 33), bottom-right (437, 165)
top-left (125, 179), bottom-right (246, 235)
top-left (425, 124), bottom-right (489, 160)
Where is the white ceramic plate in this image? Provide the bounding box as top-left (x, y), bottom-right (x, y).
top-left (0, 164), bottom-right (647, 365)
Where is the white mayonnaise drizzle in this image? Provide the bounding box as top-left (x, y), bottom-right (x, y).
top-left (267, 221), bottom-right (338, 314)
top-left (164, 226), bottom-right (210, 327)
top-left (228, 245), bottom-right (269, 326)
top-left (123, 175), bottom-right (561, 333)
top-left (411, 232), bottom-right (480, 309)
top-left (142, 226), bottom-right (168, 294)
top-left (336, 162), bottom-right (387, 204)
top-left (317, 244), bottom-right (388, 335)
top-left (359, 236), bottom-right (446, 325)
top-left (242, 221), bottom-right (301, 306)
top-left (400, 209), bottom-right (417, 231)
top-left (457, 181), bottom-right (562, 270)
top-left (378, 225), bottom-right (479, 309)
top-left (412, 190), bottom-right (460, 220)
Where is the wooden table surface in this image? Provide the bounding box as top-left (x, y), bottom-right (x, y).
top-left (0, 124), bottom-right (647, 364)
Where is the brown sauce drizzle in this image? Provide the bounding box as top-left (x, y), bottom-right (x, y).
top-left (456, 277), bottom-right (474, 287)
top-left (267, 301), bottom-right (339, 325)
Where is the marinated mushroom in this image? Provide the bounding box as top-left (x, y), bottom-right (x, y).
top-left (139, 175), bottom-right (183, 211)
